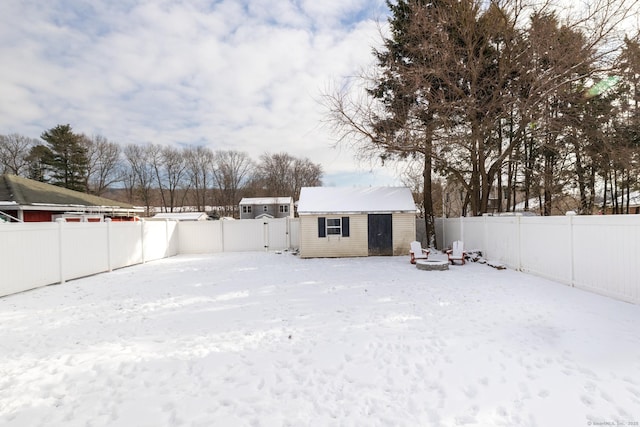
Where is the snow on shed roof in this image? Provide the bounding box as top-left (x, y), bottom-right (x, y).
top-left (151, 212), bottom-right (209, 221)
top-left (239, 197), bottom-right (293, 205)
top-left (297, 187), bottom-right (416, 214)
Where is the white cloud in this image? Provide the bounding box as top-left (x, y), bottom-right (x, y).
top-left (0, 0), bottom-right (398, 186)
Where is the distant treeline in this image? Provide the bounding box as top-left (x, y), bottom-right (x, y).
top-left (0, 125), bottom-right (322, 216)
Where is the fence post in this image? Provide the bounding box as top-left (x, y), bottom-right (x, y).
top-left (566, 211), bottom-right (576, 287)
top-left (220, 219), bottom-right (225, 253)
top-left (442, 218), bottom-right (446, 251)
top-left (56, 218), bottom-right (66, 284)
top-left (140, 219), bottom-right (146, 264)
top-left (263, 220), bottom-right (269, 251)
top-left (165, 219), bottom-right (170, 257)
top-left (459, 216), bottom-right (464, 244)
top-left (483, 214), bottom-right (489, 259)
top-left (516, 214), bottom-right (522, 271)
top-left (106, 218), bottom-right (112, 272)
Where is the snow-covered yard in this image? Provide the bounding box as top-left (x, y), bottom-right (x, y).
top-left (1, 252), bottom-right (639, 426)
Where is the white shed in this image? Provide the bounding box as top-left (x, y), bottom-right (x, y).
top-left (150, 212), bottom-right (209, 221)
top-left (296, 187), bottom-right (417, 258)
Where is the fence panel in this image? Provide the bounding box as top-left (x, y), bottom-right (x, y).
top-left (460, 217), bottom-right (485, 251)
top-left (484, 217), bottom-right (520, 267)
top-left (0, 223), bottom-right (60, 295)
top-left (437, 214), bottom-right (640, 304)
top-left (519, 217), bottom-right (572, 284)
top-left (61, 223), bottom-right (110, 281)
top-left (142, 220), bottom-right (178, 261)
top-left (572, 215), bottom-right (640, 304)
top-left (223, 219), bottom-right (266, 252)
top-left (176, 219), bottom-right (298, 254)
top-left (442, 218), bottom-right (463, 248)
top-left (178, 221), bottom-right (223, 254)
top-left (109, 222), bottom-right (143, 269)
top-left (266, 218), bottom-right (290, 250)
top-left (0, 220), bottom-right (181, 297)
top-left (289, 218), bottom-right (300, 250)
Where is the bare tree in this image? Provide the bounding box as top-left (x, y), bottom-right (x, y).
top-left (0, 133), bottom-right (39, 176)
top-left (255, 153), bottom-right (323, 200)
top-left (149, 145), bottom-right (188, 213)
top-left (123, 144), bottom-right (155, 215)
top-left (291, 157), bottom-right (323, 200)
top-left (608, 36), bottom-right (640, 213)
top-left (212, 150), bottom-right (253, 217)
top-left (255, 152), bottom-right (294, 196)
top-left (82, 134), bottom-right (122, 196)
top-left (325, 0), bottom-right (640, 226)
top-left (184, 146), bottom-right (214, 212)
top-left (119, 160), bottom-right (138, 205)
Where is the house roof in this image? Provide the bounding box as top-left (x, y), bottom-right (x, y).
top-left (151, 212), bottom-right (209, 221)
top-left (0, 174), bottom-right (142, 213)
top-left (255, 213), bottom-right (275, 219)
top-left (239, 197), bottom-right (293, 205)
top-left (297, 186), bottom-right (416, 214)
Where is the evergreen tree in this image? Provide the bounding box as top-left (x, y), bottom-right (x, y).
top-left (26, 144), bottom-right (53, 182)
top-left (40, 124), bottom-right (89, 192)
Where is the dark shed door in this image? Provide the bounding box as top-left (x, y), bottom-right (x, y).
top-left (368, 214), bottom-right (393, 256)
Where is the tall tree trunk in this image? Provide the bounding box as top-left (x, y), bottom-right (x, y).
top-left (524, 134), bottom-right (534, 211)
top-left (625, 170), bottom-right (630, 214)
top-left (496, 124), bottom-right (503, 213)
top-left (470, 127), bottom-right (481, 215)
top-left (602, 169), bottom-right (609, 214)
top-left (422, 146), bottom-right (435, 247)
top-left (588, 167), bottom-right (596, 214)
top-left (543, 150), bottom-right (553, 216)
top-left (574, 140), bottom-right (588, 214)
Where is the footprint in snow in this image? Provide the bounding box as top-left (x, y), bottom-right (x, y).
top-left (580, 394), bottom-right (594, 408)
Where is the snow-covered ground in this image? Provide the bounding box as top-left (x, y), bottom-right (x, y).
top-left (1, 252), bottom-right (639, 427)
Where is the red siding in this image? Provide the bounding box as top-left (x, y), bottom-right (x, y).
top-left (23, 211), bottom-right (53, 222)
top-left (4, 210), bottom-right (139, 222)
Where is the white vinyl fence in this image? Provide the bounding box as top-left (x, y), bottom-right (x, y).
top-left (3, 214), bottom-right (639, 305)
top-left (178, 218), bottom-right (298, 254)
top-left (0, 218), bottom-right (298, 297)
top-left (436, 214), bottom-right (640, 304)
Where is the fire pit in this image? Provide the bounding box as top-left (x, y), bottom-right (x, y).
top-left (415, 259), bottom-right (449, 271)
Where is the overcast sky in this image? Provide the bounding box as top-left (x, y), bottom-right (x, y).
top-left (0, 0), bottom-right (399, 187)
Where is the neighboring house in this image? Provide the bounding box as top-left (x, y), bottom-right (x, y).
top-left (0, 174), bottom-right (143, 222)
top-left (150, 212), bottom-right (209, 221)
top-left (603, 191), bottom-right (640, 215)
top-left (238, 197), bottom-right (294, 219)
top-left (296, 186), bottom-right (417, 258)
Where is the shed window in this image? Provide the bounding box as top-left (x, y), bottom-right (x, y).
top-left (242, 206), bottom-right (252, 213)
top-left (279, 205), bottom-right (289, 213)
top-left (327, 218), bottom-right (341, 235)
top-left (318, 217), bottom-right (350, 238)
top-left (263, 205), bottom-right (268, 212)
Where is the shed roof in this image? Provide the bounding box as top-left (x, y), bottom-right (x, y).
top-left (239, 197), bottom-right (293, 205)
top-left (151, 212), bottom-right (209, 221)
top-left (0, 174), bottom-right (142, 212)
top-left (297, 186), bottom-right (416, 214)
